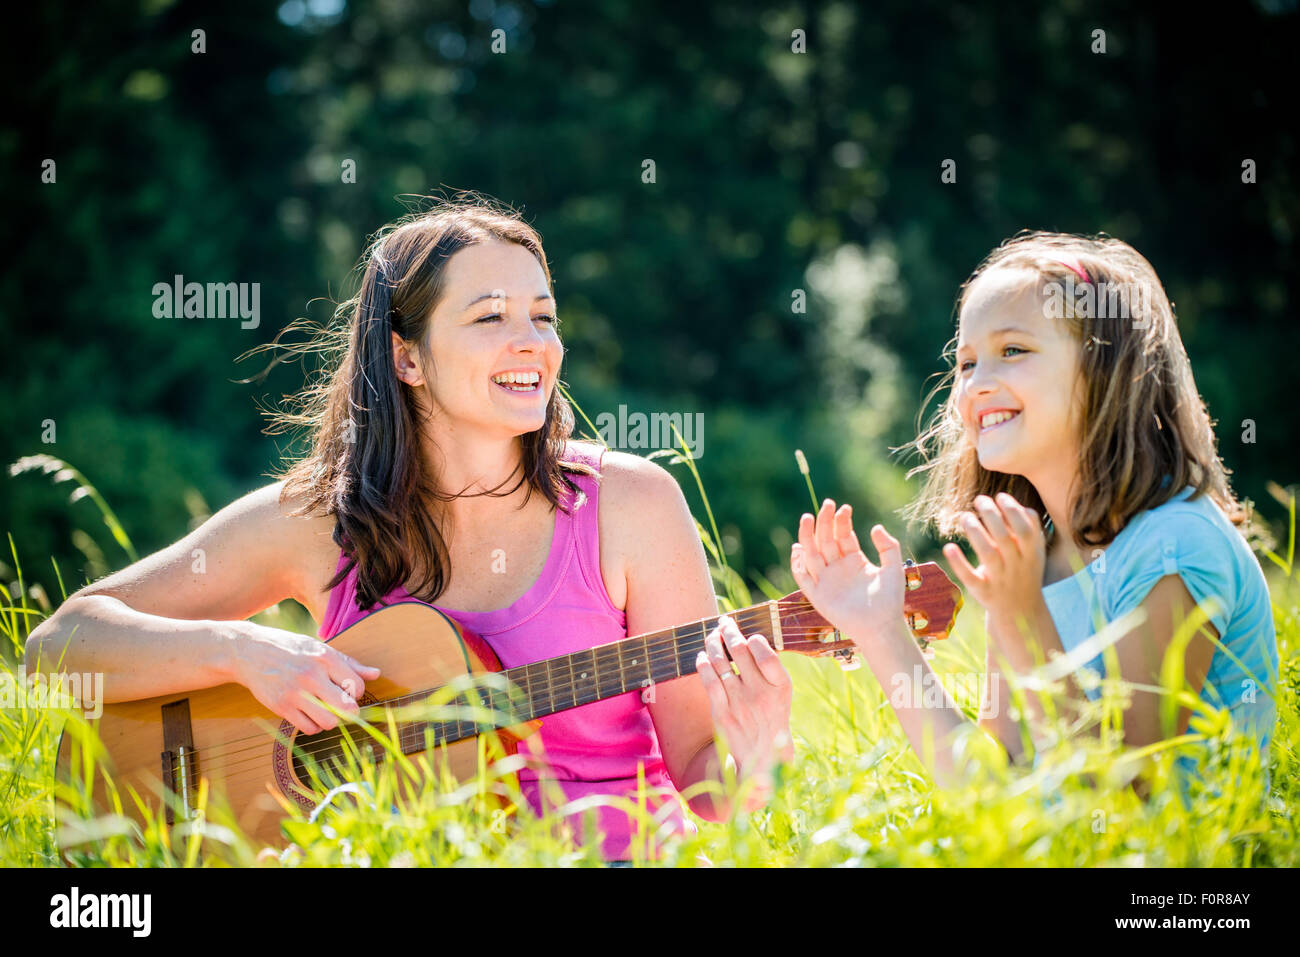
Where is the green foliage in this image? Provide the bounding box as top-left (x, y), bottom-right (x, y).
top-left (2, 2), bottom-right (1295, 593)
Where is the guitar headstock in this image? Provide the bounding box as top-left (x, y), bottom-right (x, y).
top-left (770, 560), bottom-right (963, 667)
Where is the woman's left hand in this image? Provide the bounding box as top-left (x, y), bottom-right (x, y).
top-left (695, 615), bottom-right (794, 797)
top-left (943, 493), bottom-right (1047, 624)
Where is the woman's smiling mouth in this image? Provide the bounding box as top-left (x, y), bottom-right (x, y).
top-left (491, 370), bottom-right (542, 393)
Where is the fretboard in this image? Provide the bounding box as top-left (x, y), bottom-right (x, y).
top-left (387, 602), bottom-right (790, 752)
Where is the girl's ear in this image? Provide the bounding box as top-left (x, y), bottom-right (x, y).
top-left (392, 331), bottom-right (424, 386)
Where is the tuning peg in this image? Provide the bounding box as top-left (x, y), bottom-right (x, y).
top-left (832, 648), bottom-right (861, 671)
top-left (906, 612), bottom-right (930, 632)
top-left (903, 558), bottom-right (922, 591)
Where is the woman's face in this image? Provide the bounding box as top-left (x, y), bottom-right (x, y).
top-left (406, 240), bottom-right (563, 439)
top-left (953, 268), bottom-right (1085, 484)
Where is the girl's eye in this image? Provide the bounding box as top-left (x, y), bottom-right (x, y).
top-left (959, 346), bottom-right (1026, 371)
top-left (475, 313), bottom-right (503, 323)
top-left (534, 314), bottom-right (558, 324)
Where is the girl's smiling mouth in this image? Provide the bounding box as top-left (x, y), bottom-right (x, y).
top-left (977, 408), bottom-right (1020, 433)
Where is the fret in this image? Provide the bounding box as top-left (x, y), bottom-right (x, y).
top-left (571, 648), bottom-right (596, 706)
top-left (645, 632), bottom-right (679, 685)
top-left (614, 640), bottom-right (637, 698)
top-left (524, 662), bottom-right (545, 722)
top-left (611, 641), bottom-right (626, 697)
top-left (679, 620), bottom-right (710, 679)
top-left (500, 665), bottom-right (531, 723)
top-left (500, 674), bottom-right (528, 724)
top-left (519, 664), bottom-right (534, 722)
top-left (544, 657), bottom-right (556, 716)
top-left (595, 641), bottom-right (624, 699)
top-left (560, 650), bottom-right (579, 711)
top-left (487, 684), bottom-right (506, 726)
top-left (638, 634), bottom-right (653, 693)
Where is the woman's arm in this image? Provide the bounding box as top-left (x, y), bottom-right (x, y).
top-left (23, 482), bottom-right (379, 734)
top-left (597, 452), bottom-right (793, 820)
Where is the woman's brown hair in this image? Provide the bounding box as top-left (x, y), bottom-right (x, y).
top-left (903, 230), bottom-right (1246, 549)
top-left (246, 193), bottom-right (593, 611)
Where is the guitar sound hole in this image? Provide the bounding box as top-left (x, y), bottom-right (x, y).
top-left (289, 728), bottom-right (380, 790)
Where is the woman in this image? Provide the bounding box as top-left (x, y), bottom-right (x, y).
top-left (25, 197), bottom-right (794, 861)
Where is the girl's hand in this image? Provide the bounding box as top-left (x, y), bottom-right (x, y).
top-left (695, 615), bottom-right (794, 796)
top-left (942, 493), bottom-right (1046, 625)
top-left (790, 498), bottom-right (906, 641)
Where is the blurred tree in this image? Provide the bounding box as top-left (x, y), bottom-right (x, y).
top-left (1, 0), bottom-right (1295, 598)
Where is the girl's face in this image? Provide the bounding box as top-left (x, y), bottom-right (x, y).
top-left (953, 269), bottom-right (1085, 483)
top-left (412, 240), bottom-right (563, 438)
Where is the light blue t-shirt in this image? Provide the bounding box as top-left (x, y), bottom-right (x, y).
top-left (1040, 485), bottom-right (1279, 776)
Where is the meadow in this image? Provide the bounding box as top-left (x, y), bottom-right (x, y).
top-left (1, 452), bottom-right (1295, 868)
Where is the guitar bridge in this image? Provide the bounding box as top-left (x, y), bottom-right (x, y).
top-left (160, 699), bottom-right (198, 824)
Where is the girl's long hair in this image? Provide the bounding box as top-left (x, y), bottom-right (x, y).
top-left (246, 194), bottom-right (593, 611)
top-left (903, 230), bottom-right (1245, 548)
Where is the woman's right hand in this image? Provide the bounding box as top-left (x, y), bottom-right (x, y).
top-left (230, 622), bottom-right (381, 735)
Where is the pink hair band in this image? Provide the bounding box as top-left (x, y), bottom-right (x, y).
top-left (1055, 258), bottom-right (1090, 284)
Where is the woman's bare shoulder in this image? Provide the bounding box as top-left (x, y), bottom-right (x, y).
top-left (592, 450), bottom-right (701, 563)
top-left (593, 450), bottom-right (689, 513)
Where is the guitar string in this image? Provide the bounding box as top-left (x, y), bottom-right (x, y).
top-left (132, 577), bottom-right (943, 769)
top-left (148, 584), bottom-right (949, 773)
top-left (173, 621), bottom-right (857, 782)
top-left (183, 608), bottom-right (780, 764)
top-left (192, 629), bottom-right (732, 786)
top-left (180, 602), bottom-right (831, 764)
top-left (182, 604), bottom-right (858, 769)
top-left (170, 619), bottom-right (904, 782)
top-left (195, 627), bottom-right (784, 792)
top-left (182, 620), bottom-right (848, 773)
top-left (89, 580), bottom-right (951, 819)
top-left (171, 622), bottom-right (833, 772)
top-left (154, 617), bottom-right (905, 802)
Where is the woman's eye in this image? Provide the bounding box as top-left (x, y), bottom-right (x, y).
top-left (1003, 345), bottom-right (1026, 357)
top-left (958, 359), bottom-right (975, 373)
top-left (475, 313), bottom-right (557, 324)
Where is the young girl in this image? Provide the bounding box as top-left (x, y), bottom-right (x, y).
top-left (791, 231), bottom-right (1278, 791)
top-left (26, 196), bottom-right (793, 861)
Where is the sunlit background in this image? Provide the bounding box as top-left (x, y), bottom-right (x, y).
top-left (3, 0), bottom-right (1297, 601)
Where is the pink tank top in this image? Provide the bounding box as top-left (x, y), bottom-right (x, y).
top-left (317, 441), bottom-right (690, 860)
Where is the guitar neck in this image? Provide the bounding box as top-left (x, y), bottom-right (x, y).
top-left (396, 599), bottom-right (817, 749)
top-left (366, 562), bottom-right (958, 755)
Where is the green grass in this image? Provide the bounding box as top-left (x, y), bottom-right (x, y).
top-left (1, 456), bottom-right (1295, 867)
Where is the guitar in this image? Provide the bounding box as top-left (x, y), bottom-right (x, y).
top-left (55, 561), bottom-right (961, 849)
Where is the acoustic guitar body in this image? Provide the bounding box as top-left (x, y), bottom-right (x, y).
top-left (55, 602), bottom-right (527, 851)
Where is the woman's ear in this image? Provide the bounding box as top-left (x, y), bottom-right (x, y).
top-left (391, 331), bottom-right (424, 386)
